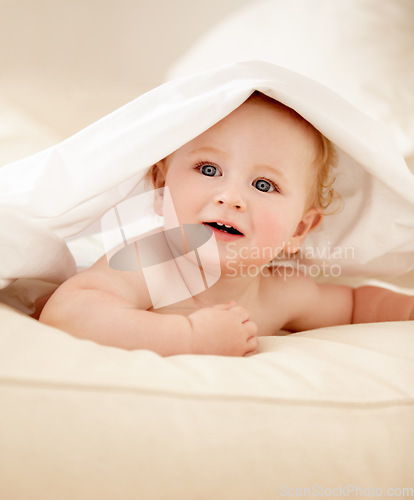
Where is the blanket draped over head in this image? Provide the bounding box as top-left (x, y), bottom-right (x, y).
top-left (1, 61), bottom-right (413, 313)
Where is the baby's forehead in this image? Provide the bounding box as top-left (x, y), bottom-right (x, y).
top-left (194, 96), bottom-right (308, 140)
top-left (167, 94), bottom-right (322, 165)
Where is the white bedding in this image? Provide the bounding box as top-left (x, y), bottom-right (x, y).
top-left (169, 0), bottom-right (414, 161)
top-left (0, 61), bottom-right (413, 314)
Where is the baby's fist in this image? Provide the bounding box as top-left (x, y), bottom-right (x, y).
top-left (187, 302), bottom-right (258, 356)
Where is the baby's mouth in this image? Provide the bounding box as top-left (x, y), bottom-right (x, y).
top-left (204, 222), bottom-right (244, 236)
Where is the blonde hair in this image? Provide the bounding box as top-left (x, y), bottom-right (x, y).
top-left (307, 130), bottom-right (339, 212)
top-left (145, 163), bottom-right (161, 188)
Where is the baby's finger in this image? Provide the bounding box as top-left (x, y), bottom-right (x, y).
top-left (229, 305), bottom-right (251, 323)
top-left (243, 319), bottom-right (258, 336)
top-left (244, 335), bottom-right (259, 356)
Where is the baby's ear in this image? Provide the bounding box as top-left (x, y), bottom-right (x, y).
top-left (285, 208), bottom-right (323, 255)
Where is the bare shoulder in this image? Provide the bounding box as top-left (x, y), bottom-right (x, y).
top-left (261, 268), bottom-right (354, 332)
top-left (51, 254), bottom-right (152, 309)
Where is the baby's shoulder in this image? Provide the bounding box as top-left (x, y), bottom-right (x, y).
top-left (250, 267), bottom-right (316, 334)
top-left (259, 265), bottom-right (354, 332)
top-left (260, 265), bottom-right (321, 312)
top-left (78, 253), bottom-right (152, 309)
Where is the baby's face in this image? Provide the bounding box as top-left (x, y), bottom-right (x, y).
top-left (159, 96), bottom-right (320, 272)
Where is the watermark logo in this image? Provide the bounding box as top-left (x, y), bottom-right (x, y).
top-left (100, 187), bottom-right (221, 308)
top-left (280, 484), bottom-right (413, 497)
top-left (225, 242), bottom-right (355, 279)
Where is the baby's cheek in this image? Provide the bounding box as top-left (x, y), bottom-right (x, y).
top-left (257, 214), bottom-right (290, 243)
top-left (164, 185), bottom-right (191, 221)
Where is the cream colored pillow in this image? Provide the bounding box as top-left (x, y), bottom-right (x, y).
top-left (0, 303), bottom-right (413, 499)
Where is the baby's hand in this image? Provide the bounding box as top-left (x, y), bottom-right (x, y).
top-left (187, 301), bottom-right (258, 356)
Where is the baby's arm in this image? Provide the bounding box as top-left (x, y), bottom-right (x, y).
top-left (281, 276), bottom-right (414, 332)
top-left (39, 257), bottom-right (257, 356)
top-left (352, 286), bottom-right (414, 323)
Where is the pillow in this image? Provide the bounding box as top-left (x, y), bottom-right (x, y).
top-left (167, 0), bottom-right (414, 159)
top-left (1, 303), bottom-right (413, 498)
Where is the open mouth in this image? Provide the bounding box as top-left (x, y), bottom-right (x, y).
top-left (204, 222), bottom-right (244, 236)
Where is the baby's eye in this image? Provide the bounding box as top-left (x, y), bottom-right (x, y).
top-left (197, 163), bottom-right (221, 177)
top-left (253, 178), bottom-right (279, 193)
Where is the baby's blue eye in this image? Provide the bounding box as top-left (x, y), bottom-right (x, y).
top-left (200, 164), bottom-right (219, 177)
top-left (253, 178), bottom-right (276, 192)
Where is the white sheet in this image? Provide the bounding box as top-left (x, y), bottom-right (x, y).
top-left (168, 0), bottom-right (414, 160)
top-left (0, 61), bottom-right (413, 311)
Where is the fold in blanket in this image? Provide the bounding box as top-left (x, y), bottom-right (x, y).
top-left (1, 61), bottom-right (413, 312)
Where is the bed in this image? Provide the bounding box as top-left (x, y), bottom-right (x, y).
top-left (1, 1), bottom-right (414, 498)
top-left (1, 304), bottom-right (413, 499)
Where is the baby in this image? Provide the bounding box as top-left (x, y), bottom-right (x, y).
top-left (39, 92), bottom-right (414, 355)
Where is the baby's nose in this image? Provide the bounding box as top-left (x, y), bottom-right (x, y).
top-left (214, 187), bottom-right (246, 210)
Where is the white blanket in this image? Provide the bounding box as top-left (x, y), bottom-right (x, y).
top-left (1, 61), bottom-right (413, 312)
